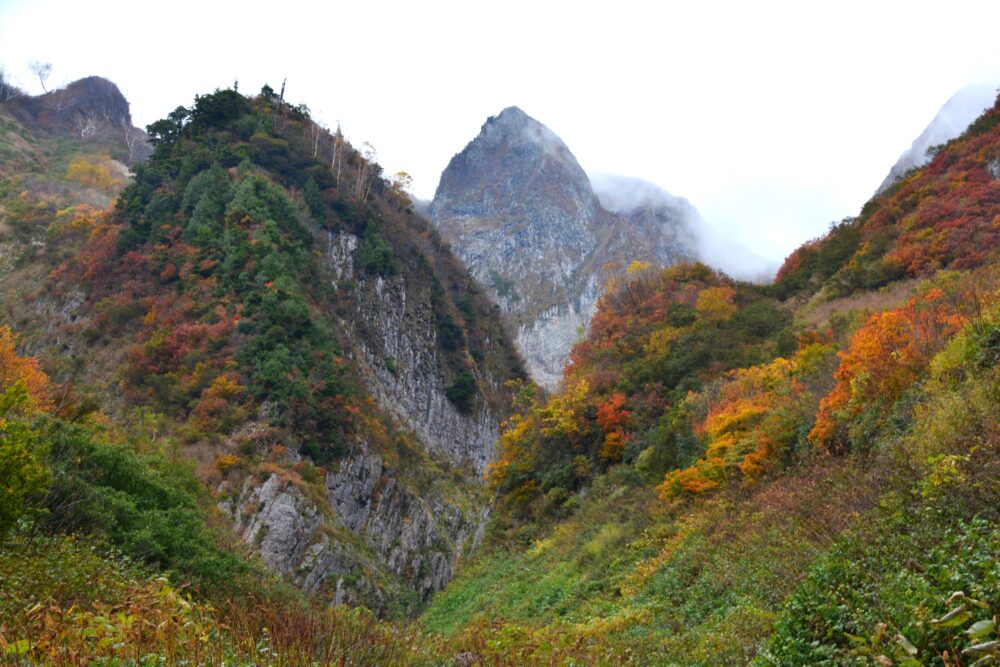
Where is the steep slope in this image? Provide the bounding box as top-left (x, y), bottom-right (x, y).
top-left (417, 96), bottom-right (1000, 664)
top-left (877, 82), bottom-right (996, 193)
top-left (776, 91), bottom-right (1000, 301)
top-left (0, 83), bottom-right (524, 615)
top-left (429, 107), bottom-right (699, 388)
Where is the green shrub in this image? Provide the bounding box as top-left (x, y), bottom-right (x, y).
top-left (356, 219), bottom-right (394, 276)
top-left (445, 372), bottom-right (476, 412)
top-left (43, 418), bottom-right (248, 590)
top-left (0, 385), bottom-right (50, 536)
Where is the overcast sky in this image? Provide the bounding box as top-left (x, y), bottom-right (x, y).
top-left (2, 0), bottom-right (999, 263)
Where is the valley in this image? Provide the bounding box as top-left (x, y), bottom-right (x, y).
top-left (0, 70), bottom-right (998, 666)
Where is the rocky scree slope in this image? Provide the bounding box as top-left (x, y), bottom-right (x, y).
top-left (429, 107), bottom-right (700, 388)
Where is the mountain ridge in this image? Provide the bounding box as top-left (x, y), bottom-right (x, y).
top-left (877, 82), bottom-right (997, 193)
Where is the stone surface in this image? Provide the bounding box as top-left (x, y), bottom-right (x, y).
top-left (429, 107), bottom-right (699, 388)
top-left (324, 230), bottom-right (500, 474)
top-left (222, 439), bottom-right (489, 612)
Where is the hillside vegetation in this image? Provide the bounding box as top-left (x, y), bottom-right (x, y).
top-left (420, 96), bottom-right (1000, 665)
top-left (1, 79), bottom-right (999, 665)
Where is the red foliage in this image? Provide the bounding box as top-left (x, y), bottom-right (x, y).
top-left (776, 94), bottom-right (1000, 287)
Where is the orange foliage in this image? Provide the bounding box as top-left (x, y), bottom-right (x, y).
top-left (0, 326), bottom-right (51, 409)
top-left (659, 344), bottom-right (836, 500)
top-left (595, 392), bottom-right (630, 463)
top-left (809, 285), bottom-right (971, 449)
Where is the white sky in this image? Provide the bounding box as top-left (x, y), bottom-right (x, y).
top-left (2, 0), bottom-right (999, 264)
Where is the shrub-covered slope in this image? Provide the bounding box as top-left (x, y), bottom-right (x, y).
top-left (776, 93), bottom-right (1000, 300)
top-left (419, 96), bottom-right (1000, 666)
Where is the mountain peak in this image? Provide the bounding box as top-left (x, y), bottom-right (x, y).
top-left (4, 75), bottom-right (148, 161)
top-left (494, 105), bottom-right (529, 122)
top-left (478, 105), bottom-right (566, 154)
top-left (430, 110), bottom-right (704, 387)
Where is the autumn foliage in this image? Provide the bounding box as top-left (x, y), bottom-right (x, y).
top-left (0, 327), bottom-right (51, 409)
top-left (809, 278), bottom-right (985, 449)
top-left (776, 93), bottom-right (1000, 297)
top-left (658, 342), bottom-right (835, 499)
top-left (490, 262), bottom-right (796, 518)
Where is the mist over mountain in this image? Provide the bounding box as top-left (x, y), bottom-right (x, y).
top-left (429, 107), bottom-right (699, 388)
top-left (877, 82), bottom-right (997, 193)
top-left (588, 173), bottom-right (778, 283)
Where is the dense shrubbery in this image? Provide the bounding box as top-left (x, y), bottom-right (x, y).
top-left (454, 235), bottom-right (1000, 662)
top-left (489, 262), bottom-right (798, 526)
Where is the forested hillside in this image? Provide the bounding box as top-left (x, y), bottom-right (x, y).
top-left (1, 74), bottom-right (999, 665)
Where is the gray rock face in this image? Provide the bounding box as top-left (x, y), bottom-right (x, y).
top-left (429, 107), bottom-right (699, 388)
top-left (325, 230), bottom-right (499, 474)
top-left (878, 83), bottom-right (997, 194)
top-left (229, 473), bottom-right (323, 577)
top-left (224, 225), bottom-right (505, 612)
top-left (222, 440), bottom-right (488, 611)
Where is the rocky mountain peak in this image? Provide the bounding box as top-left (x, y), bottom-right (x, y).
top-left (431, 106), bottom-right (595, 223)
top-left (429, 108), bottom-right (700, 388)
top-left (5, 75), bottom-right (149, 162)
top-left (485, 106), bottom-right (564, 153)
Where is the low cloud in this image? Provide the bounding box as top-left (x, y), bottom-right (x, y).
top-left (589, 173), bottom-right (778, 283)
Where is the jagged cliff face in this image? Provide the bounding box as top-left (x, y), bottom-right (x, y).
top-left (430, 107), bottom-right (698, 388)
top-left (220, 229), bottom-right (502, 612)
top-left (222, 439), bottom-right (487, 613)
top-left (325, 231), bottom-right (500, 474)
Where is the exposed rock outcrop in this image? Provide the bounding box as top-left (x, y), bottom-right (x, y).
top-left (325, 230), bottom-right (500, 474)
top-left (7, 76), bottom-right (150, 163)
top-left (222, 439), bottom-right (488, 613)
top-left (429, 107), bottom-right (699, 388)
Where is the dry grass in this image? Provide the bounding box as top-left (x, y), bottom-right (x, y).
top-left (797, 278), bottom-right (920, 328)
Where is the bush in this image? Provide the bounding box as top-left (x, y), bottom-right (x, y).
top-left (437, 314), bottom-right (464, 351)
top-left (356, 219), bottom-right (394, 276)
top-left (446, 372), bottom-right (476, 412)
top-left (43, 418), bottom-right (248, 589)
top-left (0, 386), bottom-right (50, 536)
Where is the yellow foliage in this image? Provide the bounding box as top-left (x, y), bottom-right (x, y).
top-left (65, 154), bottom-right (125, 193)
top-left (539, 378), bottom-right (590, 439)
top-left (644, 325), bottom-right (682, 357)
top-left (626, 259), bottom-right (651, 276)
top-left (695, 286), bottom-right (737, 322)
